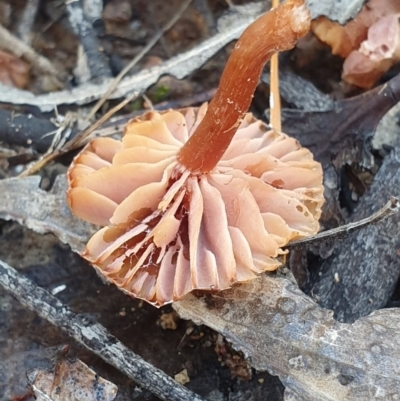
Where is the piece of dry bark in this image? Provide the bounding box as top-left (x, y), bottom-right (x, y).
top-left (0, 175), bottom-right (95, 253)
top-left (306, 0), bottom-right (366, 24)
top-left (0, 175), bottom-right (399, 400)
top-left (267, 70), bottom-right (400, 232)
top-left (309, 123), bottom-right (400, 323)
top-left (174, 276), bottom-right (400, 401)
top-left (28, 346), bottom-right (118, 401)
top-left (264, 70), bottom-right (400, 320)
top-left (65, 0), bottom-right (112, 81)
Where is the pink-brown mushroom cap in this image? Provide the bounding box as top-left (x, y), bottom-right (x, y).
top-left (67, 105), bottom-right (324, 306)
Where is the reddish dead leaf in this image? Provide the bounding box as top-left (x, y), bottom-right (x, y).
top-left (0, 50), bottom-right (30, 89)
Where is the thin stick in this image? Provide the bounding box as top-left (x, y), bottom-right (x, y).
top-left (0, 259), bottom-right (206, 401)
top-left (19, 92), bottom-right (138, 177)
top-left (269, 0), bottom-right (281, 131)
top-left (287, 197), bottom-right (399, 249)
top-left (86, 0), bottom-right (193, 121)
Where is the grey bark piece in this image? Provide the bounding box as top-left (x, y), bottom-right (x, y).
top-left (0, 259), bottom-right (206, 401)
top-left (0, 175), bottom-right (94, 253)
top-left (65, 0), bottom-right (111, 80)
top-left (174, 276), bottom-right (400, 401)
top-left (372, 103), bottom-right (400, 151)
top-left (310, 144), bottom-right (400, 323)
top-left (82, 0), bottom-right (103, 22)
top-left (262, 72), bottom-right (334, 112)
top-left (306, 0), bottom-right (366, 24)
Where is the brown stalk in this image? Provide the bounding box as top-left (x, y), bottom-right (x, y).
top-left (177, 0), bottom-right (310, 173)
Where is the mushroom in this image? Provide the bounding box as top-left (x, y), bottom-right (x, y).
top-left (67, 0), bottom-right (324, 307)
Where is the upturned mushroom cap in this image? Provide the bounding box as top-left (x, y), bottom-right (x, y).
top-left (67, 105), bottom-right (324, 306)
top-left (67, 0), bottom-right (322, 306)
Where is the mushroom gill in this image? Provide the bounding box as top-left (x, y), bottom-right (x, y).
top-left (67, 0), bottom-right (324, 306)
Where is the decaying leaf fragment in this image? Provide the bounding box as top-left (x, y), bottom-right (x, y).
top-left (27, 346), bottom-right (118, 401)
top-left (174, 275), bottom-right (400, 401)
top-left (312, 0), bottom-right (400, 88)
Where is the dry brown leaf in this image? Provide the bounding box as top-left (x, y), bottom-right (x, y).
top-left (27, 346), bottom-right (118, 401)
top-left (0, 50), bottom-right (30, 89)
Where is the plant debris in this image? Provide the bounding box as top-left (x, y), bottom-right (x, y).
top-left (28, 346), bottom-right (118, 401)
top-left (0, 50), bottom-right (30, 89)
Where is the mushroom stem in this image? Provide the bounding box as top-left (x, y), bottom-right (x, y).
top-left (177, 0), bottom-right (310, 174)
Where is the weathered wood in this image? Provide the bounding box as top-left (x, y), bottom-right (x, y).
top-left (174, 274), bottom-right (400, 401)
top-left (65, 0), bottom-right (111, 80)
top-left (310, 143), bottom-right (400, 323)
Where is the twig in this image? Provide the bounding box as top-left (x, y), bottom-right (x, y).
top-left (86, 0), bottom-right (193, 120)
top-left (142, 94), bottom-right (154, 111)
top-left (287, 197), bottom-right (399, 249)
top-left (269, 0), bottom-right (281, 132)
top-left (16, 0), bottom-right (40, 44)
top-left (0, 259), bottom-right (205, 401)
top-left (70, 92), bottom-right (138, 148)
top-left (19, 92), bottom-right (138, 176)
top-left (0, 23), bottom-right (65, 85)
top-left (65, 0), bottom-right (111, 80)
